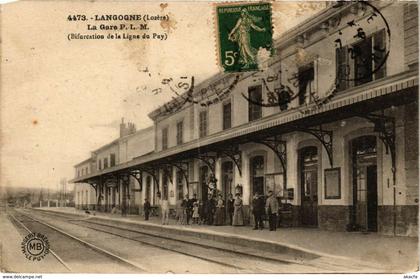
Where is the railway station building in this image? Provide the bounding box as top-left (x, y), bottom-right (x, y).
top-left (71, 2), bottom-right (418, 236)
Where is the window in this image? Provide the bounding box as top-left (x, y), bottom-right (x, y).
top-left (336, 29), bottom-right (386, 90)
top-left (251, 156), bottom-right (265, 196)
top-left (248, 86), bottom-right (262, 121)
top-left (85, 167), bottom-right (88, 174)
top-left (298, 63), bottom-right (315, 105)
top-left (162, 127), bottom-right (168, 150)
top-left (199, 110), bottom-right (208, 138)
top-left (354, 39), bottom-right (373, 86)
top-left (176, 121), bottom-right (183, 145)
top-left (81, 168), bottom-right (85, 176)
top-left (110, 153), bottom-right (116, 167)
top-left (103, 157), bottom-right (109, 169)
top-left (98, 159), bottom-right (102, 170)
top-left (77, 170), bottom-right (80, 177)
top-left (223, 101), bottom-right (232, 130)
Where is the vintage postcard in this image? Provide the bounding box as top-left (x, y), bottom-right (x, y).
top-left (0, 0), bottom-right (418, 277)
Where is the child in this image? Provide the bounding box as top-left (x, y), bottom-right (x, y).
top-left (192, 201), bottom-right (200, 224)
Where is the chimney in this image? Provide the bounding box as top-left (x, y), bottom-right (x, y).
top-left (120, 118), bottom-right (127, 138)
top-left (128, 122), bottom-right (136, 135)
top-left (120, 119), bottom-right (136, 137)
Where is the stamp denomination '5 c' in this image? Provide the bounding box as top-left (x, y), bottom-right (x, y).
top-left (216, 2), bottom-right (273, 72)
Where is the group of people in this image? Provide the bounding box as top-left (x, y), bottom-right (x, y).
top-left (175, 193), bottom-right (246, 226)
top-left (143, 190), bottom-right (280, 231)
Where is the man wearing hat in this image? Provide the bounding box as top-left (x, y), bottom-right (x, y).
top-left (265, 190), bottom-right (279, 231)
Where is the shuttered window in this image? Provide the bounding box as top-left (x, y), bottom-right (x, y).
top-left (199, 110), bottom-right (208, 138)
top-left (335, 29), bottom-right (387, 91)
top-left (336, 46), bottom-right (349, 91)
top-left (110, 153), bottom-right (116, 167)
top-left (373, 29), bottom-right (386, 80)
top-left (176, 121), bottom-right (183, 145)
top-left (162, 127), bottom-right (168, 150)
top-left (248, 86), bottom-right (262, 121)
top-left (223, 101), bottom-right (232, 130)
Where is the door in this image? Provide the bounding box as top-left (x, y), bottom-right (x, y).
top-left (111, 187), bottom-right (116, 207)
top-left (222, 161), bottom-right (233, 224)
top-left (300, 147), bottom-right (318, 227)
top-left (200, 166), bottom-right (209, 201)
top-left (222, 161), bottom-right (233, 198)
top-left (146, 176), bottom-right (151, 202)
top-left (252, 177), bottom-right (264, 197)
top-left (366, 165), bottom-right (378, 232)
top-left (351, 135), bottom-right (378, 232)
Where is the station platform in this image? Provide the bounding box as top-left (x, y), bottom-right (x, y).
top-left (35, 206), bottom-right (418, 273)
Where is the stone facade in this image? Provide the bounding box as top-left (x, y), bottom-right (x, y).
top-left (378, 205), bottom-right (419, 237)
top-left (318, 206), bottom-right (351, 232)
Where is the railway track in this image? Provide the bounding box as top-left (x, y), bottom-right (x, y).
top-left (25, 209), bottom-right (332, 272)
top-left (28, 211), bottom-right (282, 272)
top-left (18, 209), bottom-right (379, 273)
top-left (8, 210), bottom-right (146, 273)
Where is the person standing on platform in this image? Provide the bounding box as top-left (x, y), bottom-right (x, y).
top-left (161, 195), bottom-right (170, 225)
top-left (252, 192), bottom-right (265, 230)
top-left (232, 193), bottom-right (244, 226)
top-left (226, 193), bottom-right (234, 225)
top-left (214, 194), bottom-right (225, 226)
top-left (143, 198), bottom-right (151, 221)
top-left (192, 201), bottom-right (200, 224)
top-left (265, 190), bottom-right (279, 231)
top-left (181, 195), bottom-right (189, 225)
top-left (187, 194), bottom-right (197, 225)
top-left (206, 194), bottom-right (215, 225)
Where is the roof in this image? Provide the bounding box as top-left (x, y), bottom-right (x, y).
top-left (74, 157), bottom-right (93, 168)
top-left (146, 3), bottom-right (356, 121)
top-left (71, 71), bottom-right (419, 183)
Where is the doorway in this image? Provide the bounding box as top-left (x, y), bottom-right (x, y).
top-left (162, 170), bottom-right (169, 199)
top-left (351, 136), bottom-right (378, 232)
top-left (299, 146), bottom-right (318, 227)
top-left (199, 166), bottom-right (209, 201)
top-left (222, 161), bottom-right (233, 223)
top-left (146, 176), bottom-right (151, 202)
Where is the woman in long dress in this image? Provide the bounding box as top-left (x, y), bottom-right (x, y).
top-left (214, 194), bottom-right (225, 226)
top-left (232, 193), bottom-right (244, 226)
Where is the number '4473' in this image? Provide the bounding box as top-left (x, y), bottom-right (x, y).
top-left (67, 15), bottom-right (87, 21)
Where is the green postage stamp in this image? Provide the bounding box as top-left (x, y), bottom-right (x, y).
top-left (215, 2), bottom-right (273, 72)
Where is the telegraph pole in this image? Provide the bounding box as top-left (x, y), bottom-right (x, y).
top-left (60, 178), bottom-right (67, 207)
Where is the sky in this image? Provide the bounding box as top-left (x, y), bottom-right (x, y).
top-left (0, 0), bottom-right (326, 190)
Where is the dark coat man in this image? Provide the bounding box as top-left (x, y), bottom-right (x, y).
top-left (181, 196), bottom-right (189, 224)
top-left (252, 192), bottom-right (265, 229)
top-left (205, 195), bottom-right (216, 225)
top-left (143, 199), bottom-right (151, 221)
top-left (226, 194), bottom-right (234, 225)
